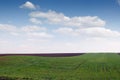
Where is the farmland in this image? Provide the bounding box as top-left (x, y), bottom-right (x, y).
top-left (0, 53), bottom-right (120, 80)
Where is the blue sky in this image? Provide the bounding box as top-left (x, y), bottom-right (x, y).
top-left (0, 0), bottom-right (120, 53)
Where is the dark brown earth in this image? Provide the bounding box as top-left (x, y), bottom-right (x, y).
top-left (0, 53), bottom-right (84, 57)
top-left (0, 76), bottom-right (32, 80)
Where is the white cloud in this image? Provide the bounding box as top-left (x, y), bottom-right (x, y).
top-left (20, 1), bottom-right (36, 10)
top-left (55, 27), bottom-right (120, 38)
top-left (0, 39), bottom-right (18, 53)
top-left (26, 32), bottom-right (53, 38)
top-left (21, 25), bottom-right (46, 32)
top-left (78, 27), bottom-right (120, 37)
top-left (29, 18), bottom-right (42, 24)
top-left (0, 24), bottom-right (17, 32)
top-left (0, 24), bottom-right (53, 39)
top-left (10, 32), bottom-right (19, 36)
top-left (21, 25), bottom-right (53, 39)
top-left (54, 27), bottom-right (79, 36)
top-left (21, 25), bottom-right (53, 38)
top-left (1, 38), bottom-right (120, 53)
top-left (1, 2), bottom-right (120, 53)
top-left (30, 10), bottom-right (105, 27)
top-left (1, 37), bottom-right (120, 53)
top-left (0, 39), bottom-right (9, 45)
top-left (67, 16), bottom-right (105, 27)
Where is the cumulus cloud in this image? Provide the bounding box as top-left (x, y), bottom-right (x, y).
top-left (26, 32), bottom-right (53, 38)
top-left (10, 32), bottom-right (19, 36)
top-left (55, 27), bottom-right (120, 38)
top-left (54, 27), bottom-right (79, 36)
top-left (29, 9), bottom-right (120, 38)
top-left (0, 24), bottom-right (17, 32)
top-left (78, 27), bottom-right (120, 37)
top-left (29, 18), bottom-right (42, 24)
top-left (21, 25), bottom-right (46, 32)
top-left (21, 25), bottom-right (53, 38)
top-left (21, 26), bottom-right (52, 38)
top-left (28, 8), bottom-right (120, 39)
top-left (0, 24), bottom-right (46, 32)
top-left (30, 10), bottom-right (105, 27)
top-left (1, 1), bottom-right (120, 53)
top-left (0, 23), bottom-right (53, 39)
top-left (20, 1), bottom-right (36, 10)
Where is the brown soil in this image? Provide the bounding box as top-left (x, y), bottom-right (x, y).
top-left (0, 53), bottom-right (85, 57)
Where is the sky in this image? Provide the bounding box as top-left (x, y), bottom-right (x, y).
top-left (0, 0), bottom-right (120, 53)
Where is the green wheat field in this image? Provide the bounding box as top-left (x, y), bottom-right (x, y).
top-left (0, 53), bottom-right (120, 80)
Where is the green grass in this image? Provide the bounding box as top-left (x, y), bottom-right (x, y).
top-left (0, 53), bottom-right (120, 80)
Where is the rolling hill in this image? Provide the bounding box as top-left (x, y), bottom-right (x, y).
top-left (0, 53), bottom-right (120, 80)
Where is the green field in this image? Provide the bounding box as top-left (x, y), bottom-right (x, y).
top-left (0, 54), bottom-right (120, 80)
